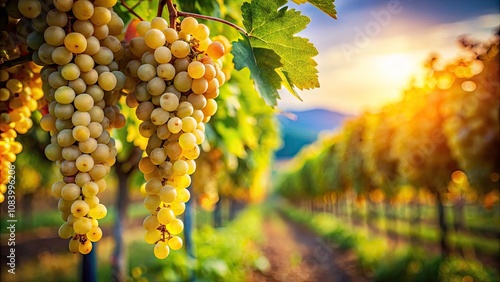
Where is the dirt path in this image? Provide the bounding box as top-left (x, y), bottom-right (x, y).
top-left (249, 213), bottom-right (368, 282)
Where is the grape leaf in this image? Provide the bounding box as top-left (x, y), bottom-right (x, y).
top-left (232, 37), bottom-right (283, 106)
top-left (232, 0), bottom-right (319, 106)
top-left (302, 0), bottom-right (337, 19)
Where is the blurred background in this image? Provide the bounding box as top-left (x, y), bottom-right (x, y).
top-left (1, 0), bottom-right (499, 281)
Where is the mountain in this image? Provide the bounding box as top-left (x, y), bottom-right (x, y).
top-left (275, 108), bottom-right (351, 159)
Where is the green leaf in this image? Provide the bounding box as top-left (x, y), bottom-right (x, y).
top-left (233, 0), bottom-right (320, 105)
top-left (305, 0), bottom-right (337, 19)
top-left (232, 37), bottom-right (283, 106)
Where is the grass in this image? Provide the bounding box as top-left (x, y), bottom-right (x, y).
top-left (0, 204), bottom-right (267, 282)
top-left (280, 204), bottom-right (500, 282)
top-left (369, 217), bottom-right (500, 258)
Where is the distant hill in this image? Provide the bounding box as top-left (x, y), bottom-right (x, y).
top-left (275, 109), bottom-right (351, 159)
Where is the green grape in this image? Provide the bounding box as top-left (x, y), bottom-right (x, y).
top-left (84, 195), bottom-right (100, 209)
top-left (68, 236), bottom-right (80, 253)
top-left (144, 230), bottom-right (161, 244)
top-left (187, 61), bottom-right (205, 79)
top-left (73, 93), bottom-right (94, 111)
top-left (89, 204), bottom-right (107, 219)
top-left (168, 236), bottom-right (183, 251)
top-left (177, 188), bottom-right (191, 202)
top-left (98, 71), bottom-right (117, 91)
top-left (136, 21), bottom-right (151, 37)
top-left (170, 201), bottom-right (185, 215)
top-left (87, 226), bottom-right (103, 242)
top-left (144, 29), bottom-right (166, 49)
top-left (143, 215), bottom-right (160, 231)
top-left (82, 182), bottom-right (99, 197)
top-left (71, 200), bottom-right (90, 217)
top-left (163, 28), bottom-right (178, 44)
top-left (62, 145), bottom-right (82, 161)
top-left (93, 47), bottom-right (114, 65)
top-left (154, 241), bottom-right (170, 259)
top-left (61, 63), bottom-right (81, 80)
top-left (173, 71), bottom-right (192, 92)
top-left (73, 217), bottom-right (93, 234)
top-left (90, 6), bottom-right (111, 26)
top-left (167, 219), bottom-right (184, 235)
top-left (138, 64), bottom-right (156, 82)
top-left (159, 185), bottom-right (177, 203)
top-left (44, 25), bottom-right (66, 47)
top-left (51, 46), bottom-right (73, 65)
top-left (79, 239), bottom-right (93, 255)
top-left (160, 92), bottom-right (179, 111)
top-left (154, 46), bottom-right (172, 64)
top-left (60, 183), bottom-right (80, 201)
top-left (156, 63), bottom-right (176, 80)
top-left (58, 222), bottom-right (74, 239)
top-left (192, 24), bottom-right (209, 40)
top-left (64, 32), bottom-right (87, 54)
top-left (89, 163), bottom-right (107, 180)
top-left (51, 181), bottom-right (66, 197)
top-left (150, 108), bottom-right (169, 125)
top-left (72, 0), bottom-right (93, 21)
top-left (191, 78), bottom-right (208, 94)
top-left (167, 117), bottom-right (182, 134)
top-left (170, 41), bottom-right (190, 59)
top-left (144, 195), bottom-right (161, 211)
top-left (18, 0), bottom-right (42, 19)
top-left (157, 207), bottom-right (175, 225)
top-left (172, 159), bottom-right (189, 175)
top-left (149, 147), bottom-right (167, 165)
top-left (46, 9), bottom-right (68, 27)
top-left (44, 142), bottom-right (63, 161)
top-left (147, 77), bottom-right (166, 96)
top-left (75, 154), bottom-right (94, 172)
top-left (54, 86), bottom-right (75, 104)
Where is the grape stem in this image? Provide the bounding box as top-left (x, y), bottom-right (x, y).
top-left (120, 0), bottom-right (144, 21)
top-left (0, 52), bottom-right (33, 71)
top-left (161, 0), bottom-right (249, 36)
top-left (179, 11), bottom-right (249, 36)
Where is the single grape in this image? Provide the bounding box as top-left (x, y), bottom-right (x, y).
top-left (154, 241), bottom-right (170, 259)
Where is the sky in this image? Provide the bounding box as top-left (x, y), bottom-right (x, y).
top-left (276, 0), bottom-right (500, 115)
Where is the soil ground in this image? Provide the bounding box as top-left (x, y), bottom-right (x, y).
top-left (248, 213), bottom-right (368, 282)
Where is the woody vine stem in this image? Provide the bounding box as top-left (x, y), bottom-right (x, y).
top-left (162, 0), bottom-right (248, 35)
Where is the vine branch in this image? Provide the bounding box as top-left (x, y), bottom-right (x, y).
top-left (0, 52), bottom-right (33, 71)
top-left (178, 11), bottom-right (248, 36)
top-left (120, 0), bottom-right (144, 21)
top-left (159, 0), bottom-right (248, 36)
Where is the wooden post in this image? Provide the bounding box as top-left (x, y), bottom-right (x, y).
top-left (82, 246), bottom-right (97, 282)
top-left (437, 192), bottom-right (450, 256)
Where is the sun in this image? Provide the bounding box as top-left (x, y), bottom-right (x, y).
top-left (375, 53), bottom-right (421, 83)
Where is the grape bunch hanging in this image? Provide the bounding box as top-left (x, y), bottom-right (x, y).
top-left (123, 15), bottom-right (227, 259)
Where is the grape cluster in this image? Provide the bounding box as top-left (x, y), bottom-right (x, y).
top-left (0, 62), bottom-right (44, 202)
top-left (122, 16), bottom-right (227, 259)
top-left (23, 0), bottom-right (126, 254)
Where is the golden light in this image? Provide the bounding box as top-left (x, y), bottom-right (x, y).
top-left (451, 170), bottom-right (468, 184)
top-left (373, 53), bottom-right (421, 86)
top-left (461, 80), bottom-right (476, 92)
top-left (437, 73), bottom-right (454, 89)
